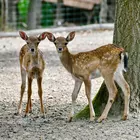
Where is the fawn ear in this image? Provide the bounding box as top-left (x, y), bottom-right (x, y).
top-left (45, 32), bottom-right (56, 42)
top-left (19, 31), bottom-right (28, 41)
top-left (38, 32), bottom-right (48, 41)
top-left (66, 31), bottom-right (75, 42)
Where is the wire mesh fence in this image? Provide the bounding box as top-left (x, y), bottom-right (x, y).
top-left (0, 0), bottom-right (115, 31)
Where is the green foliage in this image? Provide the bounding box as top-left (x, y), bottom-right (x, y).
top-left (41, 2), bottom-right (56, 27)
top-left (17, 0), bottom-right (29, 28)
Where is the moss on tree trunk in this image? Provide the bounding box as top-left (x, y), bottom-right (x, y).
top-left (75, 82), bottom-right (123, 119)
top-left (75, 0), bottom-right (140, 119)
top-left (75, 82), bottom-right (108, 119)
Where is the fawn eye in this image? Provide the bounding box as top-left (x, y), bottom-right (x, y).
top-left (65, 42), bottom-right (68, 45)
top-left (27, 42), bottom-right (29, 45)
top-left (37, 42), bottom-right (40, 45)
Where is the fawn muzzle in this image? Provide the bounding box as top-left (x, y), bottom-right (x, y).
top-left (31, 48), bottom-right (34, 52)
top-left (58, 47), bottom-right (63, 52)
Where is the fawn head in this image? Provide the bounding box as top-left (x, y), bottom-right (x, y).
top-left (45, 31), bottom-right (75, 53)
top-left (19, 31), bottom-right (48, 54)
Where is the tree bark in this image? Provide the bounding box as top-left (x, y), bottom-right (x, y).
top-left (99, 0), bottom-right (115, 23)
top-left (36, 1), bottom-right (42, 28)
top-left (113, 0), bottom-right (140, 114)
top-left (75, 0), bottom-right (140, 119)
top-left (1, 0), bottom-right (8, 31)
top-left (27, 0), bottom-right (40, 29)
top-left (7, 0), bottom-right (17, 29)
top-left (99, 0), bottom-right (108, 23)
top-left (54, 0), bottom-right (63, 26)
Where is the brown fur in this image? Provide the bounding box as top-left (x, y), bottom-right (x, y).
top-left (18, 31), bottom-right (47, 117)
top-left (61, 44), bottom-right (123, 78)
top-left (46, 31), bottom-right (130, 122)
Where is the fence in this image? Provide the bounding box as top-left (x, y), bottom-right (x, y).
top-left (0, 0), bottom-right (115, 31)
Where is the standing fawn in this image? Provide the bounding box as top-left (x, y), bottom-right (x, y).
top-left (18, 31), bottom-right (47, 117)
top-left (45, 31), bottom-right (130, 122)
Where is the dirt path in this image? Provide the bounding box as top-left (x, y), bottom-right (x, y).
top-left (0, 30), bottom-right (139, 140)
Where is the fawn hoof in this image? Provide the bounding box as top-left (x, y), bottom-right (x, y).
top-left (68, 112), bottom-right (73, 122)
top-left (41, 114), bottom-right (46, 119)
top-left (14, 112), bottom-right (20, 116)
top-left (90, 117), bottom-right (95, 122)
top-left (68, 116), bottom-right (73, 122)
top-left (17, 109), bottom-right (22, 115)
top-left (23, 114), bottom-right (28, 118)
top-left (29, 110), bottom-right (32, 114)
top-left (96, 116), bottom-right (106, 123)
top-left (122, 115), bottom-right (128, 120)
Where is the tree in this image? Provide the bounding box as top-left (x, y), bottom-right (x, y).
top-left (99, 0), bottom-right (115, 23)
top-left (1, 0), bottom-right (8, 31)
top-left (75, 0), bottom-right (140, 119)
top-left (27, 0), bottom-right (41, 29)
top-left (113, 0), bottom-right (140, 115)
top-left (54, 0), bottom-right (63, 26)
top-left (7, 0), bottom-right (17, 29)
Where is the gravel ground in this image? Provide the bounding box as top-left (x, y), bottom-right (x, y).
top-left (0, 30), bottom-right (139, 140)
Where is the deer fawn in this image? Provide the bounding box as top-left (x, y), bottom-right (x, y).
top-left (45, 31), bottom-right (130, 122)
top-left (18, 31), bottom-right (47, 117)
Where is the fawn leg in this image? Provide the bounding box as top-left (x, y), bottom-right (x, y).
top-left (29, 98), bottom-right (32, 113)
top-left (97, 74), bottom-right (117, 122)
top-left (18, 68), bottom-right (26, 114)
top-left (37, 77), bottom-right (45, 117)
top-left (84, 78), bottom-right (95, 121)
top-left (114, 71), bottom-right (130, 120)
top-left (69, 79), bottom-right (82, 122)
top-left (25, 77), bottom-right (32, 117)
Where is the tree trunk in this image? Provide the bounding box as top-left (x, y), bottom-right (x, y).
top-left (1, 0), bottom-right (8, 31)
top-left (113, 0), bottom-right (140, 115)
top-left (36, 1), bottom-right (42, 28)
top-left (75, 0), bottom-right (140, 119)
top-left (99, 0), bottom-right (115, 23)
top-left (54, 0), bottom-right (63, 26)
top-left (99, 0), bottom-right (108, 23)
top-left (27, 0), bottom-right (39, 29)
top-left (7, 0), bottom-right (17, 29)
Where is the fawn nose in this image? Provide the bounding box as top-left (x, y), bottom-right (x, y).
top-left (58, 48), bottom-right (62, 52)
top-left (31, 48), bottom-right (34, 52)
